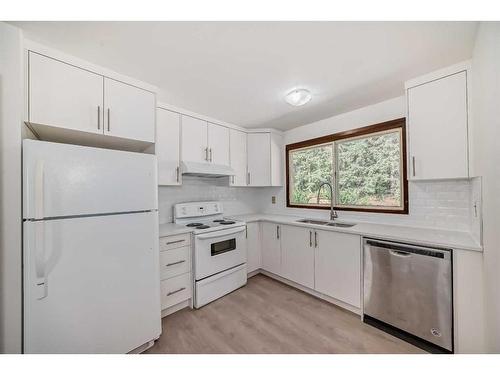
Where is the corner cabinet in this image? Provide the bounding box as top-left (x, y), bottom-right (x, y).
top-left (261, 222), bottom-right (282, 275)
top-left (27, 51), bottom-right (156, 150)
top-left (156, 108), bottom-right (181, 185)
top-left (229, 129), bottom-right (248, 186)
top-left (247, 132), bottom-right (282, 186)
top-left (246, 222), bottom-right (262, 273)
top-left (406, 61), bottom-right (470, 180)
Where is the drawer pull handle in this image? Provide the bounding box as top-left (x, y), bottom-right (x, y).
top-left (167, 287), bottom-right (186, 296)
top-left (166, 260), bottom-right (186, 267)
top-left (166, 239), bottom-right (185, 245)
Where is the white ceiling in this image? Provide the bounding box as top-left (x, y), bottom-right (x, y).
top-left (12, 22), bottom-right (477, 130)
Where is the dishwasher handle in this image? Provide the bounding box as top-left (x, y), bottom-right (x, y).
top-left (365, 239), bottom-right (451, 260)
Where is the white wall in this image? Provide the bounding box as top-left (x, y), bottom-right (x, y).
top-left (262, 97), bottom-right (476, 232)
top-left (0, 22), bottom-right (23, 353)
top-left (471, 22), bottom-right (500, 353)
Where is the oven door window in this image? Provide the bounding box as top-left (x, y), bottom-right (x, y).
top-left (211, 238), bottom-right (237, 256)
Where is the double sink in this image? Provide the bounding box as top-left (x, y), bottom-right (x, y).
top-left (296, 218), bottom-right (356, 228)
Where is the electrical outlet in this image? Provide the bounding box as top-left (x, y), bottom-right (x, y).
top-left (271, 196), bottom-right (276, 204)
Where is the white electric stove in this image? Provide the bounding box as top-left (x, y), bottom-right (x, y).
top-left (174, 202), bottom-right (247, 308)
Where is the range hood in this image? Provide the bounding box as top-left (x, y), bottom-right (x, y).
top-left (181, 161), bottom-right (236, 178)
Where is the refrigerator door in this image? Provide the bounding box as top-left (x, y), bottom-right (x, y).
top-left (24, 211), bottom-right (161, 353)
top-left (23, 139), bottom-right (157, 219)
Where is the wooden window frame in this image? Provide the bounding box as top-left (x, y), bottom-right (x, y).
top-left (285, 118), bottom-right (409, 214)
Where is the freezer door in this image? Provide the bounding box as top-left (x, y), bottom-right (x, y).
top-left (23, 212), bottom-right (161, 353)
top-left (23, 139), bottom-right (157, 219)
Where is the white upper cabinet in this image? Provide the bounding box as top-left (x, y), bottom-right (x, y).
top-left (281, 225), bottom-right (314, 289)
top-left (314, 230), bottom-right (361, 308)
top-left (181, 115), bottom-right (208, 164)
top-left (207, 122), bottom-right (230, 166)
top-left (229, 129), bottom-right (248, 186)
top-left (247, 132), bottom-right (282, 187)
top-left (261, 222), bottom-right (281, 275)
top-left (406, 63), bottom-right (470, 180)
top-left (103, 78), bottom-right (155, 142)
top-left (156, 108), bottom-right (181, 185)
top-left (28, 52), bottom-right (103, 135)
top-left (27, 49), bottom-right (156, 150)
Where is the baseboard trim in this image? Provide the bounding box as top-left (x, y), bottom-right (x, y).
top-left (161, 299), bottom-right (191, 318)
top-left (256, 269), bottom-right (361, 315)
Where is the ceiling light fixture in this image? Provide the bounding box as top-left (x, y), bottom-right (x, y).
top-left (285, 88), bottom-right (312, 106)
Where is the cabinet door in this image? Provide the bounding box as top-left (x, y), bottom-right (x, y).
top-left (408, 71), bottom-right (468, 180)
top-left (156, 108), bottom-right (181, 185)
top-left (103, 78), bottom-right (155, 142)
top-left (246, 222), bottom-right (261, 273)
top-left (230, 129), bottom-right (247, 186)
top-left (181, 115), bottom-right (208, 164)
top-left (29, 52), bottom-right (103, 134)
top-left (281, 225), bottom-right (314, 288)
top-left (247, 133), bottom-right (271, 186)
top-left (270, 133), bottom-right (283, 186)
top-left (207, 122), bottom-right (230, 166)
top-left (261, 222), bottom-right (281, 275)
top-left (314, 230), bottom-right (361, 308)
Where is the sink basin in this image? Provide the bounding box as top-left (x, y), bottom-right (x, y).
top-left (296, 219), bottom-right (356, 228)
top-left (326, 222), bottom-right (356, 228)
top-left (296, 219), bottom-right (330, 225)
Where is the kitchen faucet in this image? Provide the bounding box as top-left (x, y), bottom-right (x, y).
top-left (317, 182), bottom-right (338, 221)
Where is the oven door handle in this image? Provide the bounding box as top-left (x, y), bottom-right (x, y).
top-left (196, 226), bottom-right (246, 239)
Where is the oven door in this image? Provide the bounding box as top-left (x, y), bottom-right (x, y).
top-left (194, 226), bottom-right (247, 280)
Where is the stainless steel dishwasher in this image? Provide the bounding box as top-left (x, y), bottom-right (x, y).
top-left (363, 238), bottom-right (453, 353)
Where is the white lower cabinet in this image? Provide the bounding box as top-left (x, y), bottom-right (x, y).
top-left (314, 230), bottom-right (361, 308)
top-left (259, 221), bottom-right (361, 310)
top-left (281, 225), bottom-right (314, 289)
top-left (261, 222), bottom-right (281, 275)
top-left (246, 222), bottom-right (262, 273)
top-left (159, 233), bottom-right (192, 314)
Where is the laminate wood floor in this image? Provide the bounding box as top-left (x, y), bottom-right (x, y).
top-left (145, 274), bottom-right (424, 354)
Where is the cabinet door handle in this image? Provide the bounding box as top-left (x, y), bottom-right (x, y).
top-left (167, 287), bottom-right (186, 296)
top-left (309, 231), bottom-right (312, 247)
top-left (205, 147), bottom-right (209, 161)
top-left (314, 231), bottom-right (318, 248)
top-left (107, 108), bottom-right (110, 132)
top-left (209, 148), bottom-right (213, 162)
top-left (166, 239), bottom-right (185, 245)
top-left (412, 156), bottom-right (416, 177)
top-left (276, 225), bottom-right (280, 239)
top-left (176, 166), bottom-right (180, 182)
top-left (166, 260), bottom-right (186, 267)
top-left (232, 175), bottom-right (235, 184)
top-left (247, 172), bottom-right (250, 185)
top-left (97, 106), bottom-right (101, 130)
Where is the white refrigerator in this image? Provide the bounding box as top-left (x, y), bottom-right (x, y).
top-left (23, 140), bottom-right (161, 353)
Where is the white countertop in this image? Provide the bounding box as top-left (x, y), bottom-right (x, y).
top-left (229, 213), bottom-right (482, 252)
top-left (158, 222), bottom-right (195, 237)
top-left (159, 213), bottom-right (482, 252)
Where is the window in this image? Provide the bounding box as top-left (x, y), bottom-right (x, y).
top-left (286, 118), bottom-right (408, 213)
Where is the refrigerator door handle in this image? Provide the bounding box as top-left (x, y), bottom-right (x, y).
top-left (34, 160), bottom-right (44, 220)
top-left (34, 221), bottom-right (48, 299)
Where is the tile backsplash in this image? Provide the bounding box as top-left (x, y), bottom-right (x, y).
top-left (159, 176), bottom-right (478, 233)
top-left (158, 176), bottom-right (266, 224)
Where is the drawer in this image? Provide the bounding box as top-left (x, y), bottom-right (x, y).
top-left (161, 273), bottom-right (192, 310)
top-left (160, 233), bottom-right (191, 251)
top-left (160, 246), bottom-right (191, 280)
